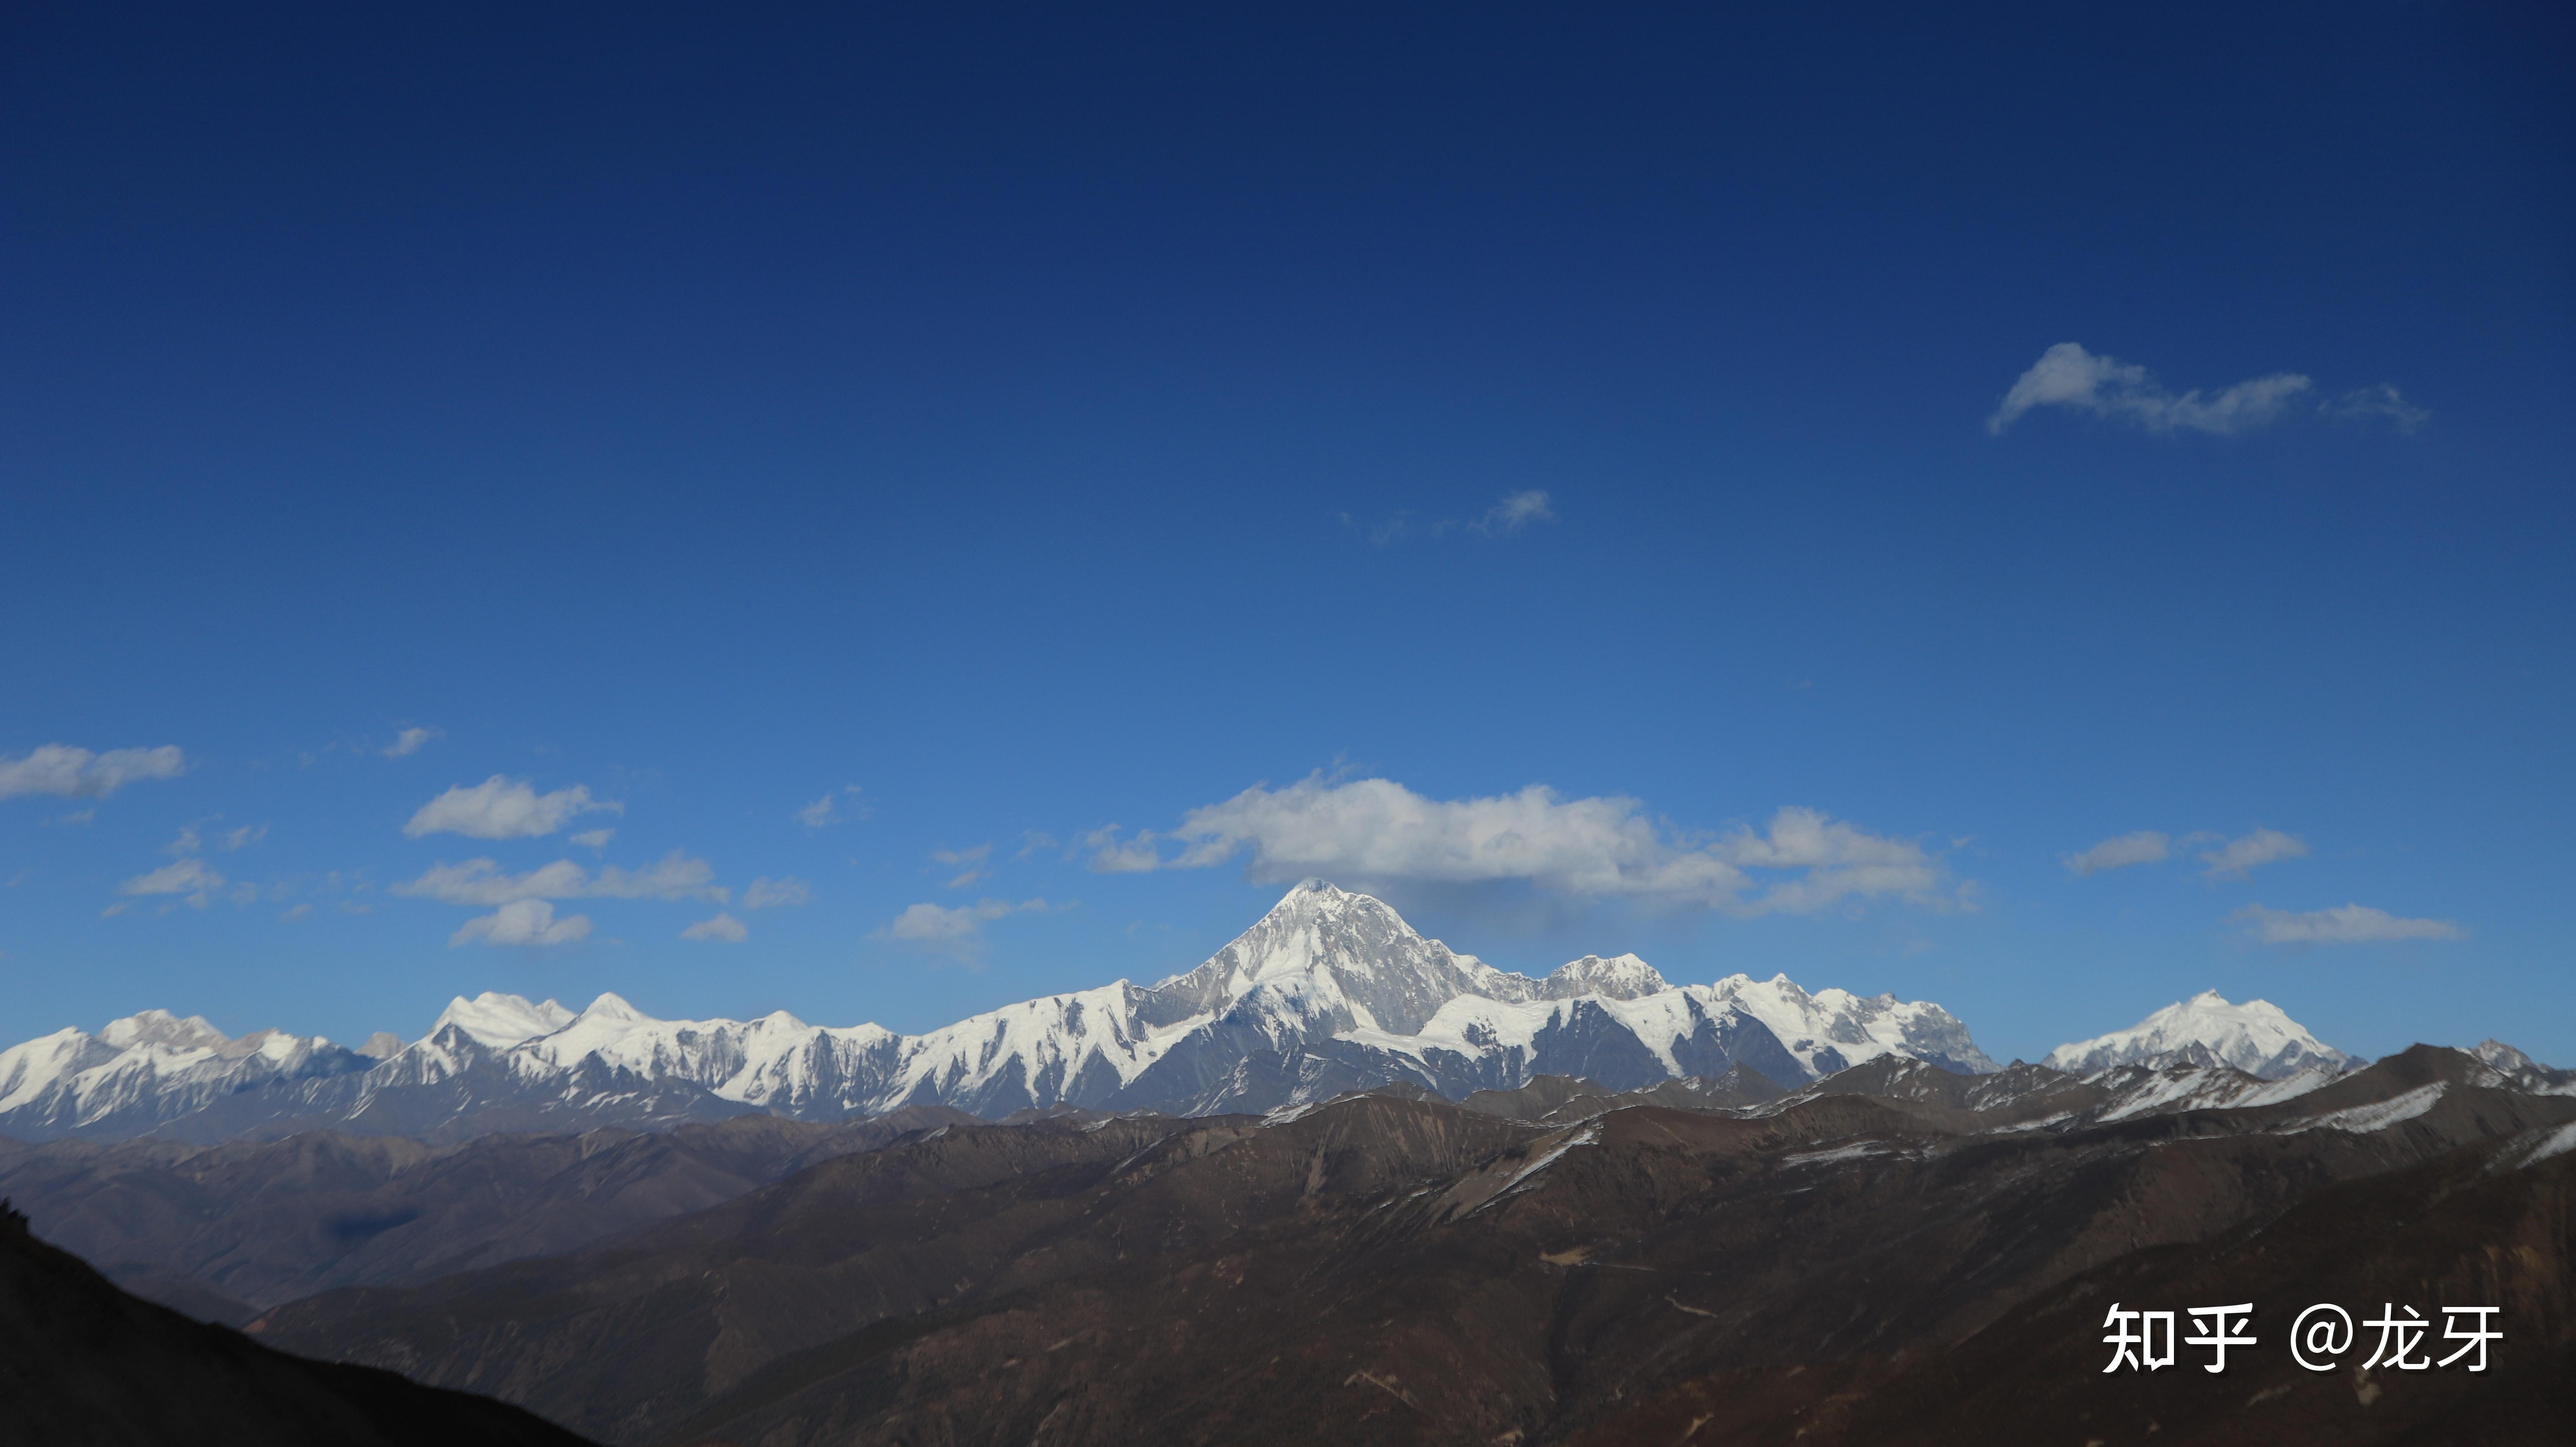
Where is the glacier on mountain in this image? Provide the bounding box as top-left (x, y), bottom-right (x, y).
top-left (3, 880), bottom-right (2002, 1142)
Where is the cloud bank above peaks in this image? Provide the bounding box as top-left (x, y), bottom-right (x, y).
top-left (1083, 775), bottom-right (1961, 916)
top-left (878, 897), bottom-right (1054, 962)
top-left (0, 744), bottom-right (186, 802)
top-left (452, 899), bottom-right (591, 947)
top-left (393, 852), bottom-right (724, 905)
top-left (2064, 826), bottom-right (2306, 879)
top-left (405, 776), bottom-right (619, 839)
top-left (1988, 343), bottom-right (2424, 437)
top-left (2236, 903), bottom-right (2465, 945)
top-left (2064, 830), bottom-right (2170, 875)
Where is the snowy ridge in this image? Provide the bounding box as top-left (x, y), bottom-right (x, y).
top-left (0, 881), bottom-right (1996, 1142)
top-left (2045, 990), bottom-right (2358, 1081)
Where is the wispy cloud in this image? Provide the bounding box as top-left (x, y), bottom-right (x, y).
top-left (2235, 903), bottom-right (2465, 944)
top-left (798, 786), bottom-right (865, 829)
top-left (877, 897), bottom-right (1053, 963)
top-left (1076, 825), bottom-right (1166, 875)
top-left (931, 843), bottom-right (992, 888)
top-left (381, 726), bottom-right (442, 759)
top-left (1986, 343), bottom-right (2416, 437)
top-left (1083, 774), bottom-right (1958, 916)
top-left (569, 828), bottom-right (616, 852)
top-left (450, 899), bottom-right (591, 947)
top-left (742, 875), bottom-right (810, 909)
top-left (404, 776), bottom-right (620, 840)
top-left (2200, 828), bottom-right (2307, 880)
top-left (1461, 489), bottom-right (1556, 536)
top-left (393, 851), bottom-right (724, 905)
top-left (119, 858), bottom-right (225, 908)
top-left (0, 744), bottom-right (187, 802)
top-left (1345, 489), bottom-right (1560, 547)
top-left (2321, 383), bottom-right (2430, 433)
top-left (2064, 830), bottom-right (2171, 875)
top-left (681, 911), bottom-right (748, 942)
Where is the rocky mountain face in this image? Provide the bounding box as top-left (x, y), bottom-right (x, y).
top-left (241, 1044), bottom-right (2576, 1447)
top-left (0, 1198), bottom-right (594, 1447)
top-left (0, 882), bottom-right (2001, 1143)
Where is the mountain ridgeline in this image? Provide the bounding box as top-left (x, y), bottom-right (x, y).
top-left (0, 882), bottom-right (2004, 1142)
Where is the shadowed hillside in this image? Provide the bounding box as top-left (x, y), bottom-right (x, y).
top-left (0, 1198), bottom-right (596, 1447)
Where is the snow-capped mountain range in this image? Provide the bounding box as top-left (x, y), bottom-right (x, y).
top-left (0, 880), bottom-right (2400, 1145)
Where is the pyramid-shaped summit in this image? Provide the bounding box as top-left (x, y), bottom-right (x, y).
top-left (0, 882), bottom-right (1997, 1142)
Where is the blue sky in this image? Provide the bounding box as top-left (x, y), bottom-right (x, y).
top-left (3, 1), bottom-right (2570, 1067)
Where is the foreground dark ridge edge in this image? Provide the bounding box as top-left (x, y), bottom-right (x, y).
top-left (0, 1197), bottom-right (597, 1447)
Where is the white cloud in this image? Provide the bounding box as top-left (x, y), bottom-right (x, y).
top-left (403, 776), bottom-right (619, 840)
top-left (2065, 830), bottom-right (2171, 875)
top-left (2200, 828), bottom-right (2308, 880)
top-left (1102, 775), bottom-right (1954, 915)
top-left (450, 899), bottom-right (592, 947)
top-left (381, 726), bottom-right (441, 759)
top-left (742, 875), bottom-right (810, 909)
top-left (1466, 489), bottom-right (1556, 536)
top-left (219, 823), bottom-right (266, 851)
top-left (1988, 343), bottom-right (2313, 436)
top-left (279, 904), bottom-right (313, 922)
top-left (569, 828), bottom-right (616, 852)
top-left (931, 844), bottom-right (992, 888)
top-left (878, 897), bottom-right (1051, 960)
top-left (681, 912), bottom-right (748, 942)
top-left (2322, 384), bottom-right (2430, 432)
top-left (2236, 903), bottom-right (2465, 944)
top-left (119, 858), bottom-right (224, 907)
top-left (392, 851), bottom-right (724, 905)
top-left (1347, 489), bottom-right (1562, 546)
top-left (0, 744), bottom-right (187, 801)
top-left (1077, 825), bottom-right (1166, 875)
top-left (798, 786), bottom-right (864, 829)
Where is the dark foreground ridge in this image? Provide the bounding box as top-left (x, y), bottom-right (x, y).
top-left (226, 1044), bottom-right (2574, 1446)
top-left (0, 1196), bottom-right (596, 1447)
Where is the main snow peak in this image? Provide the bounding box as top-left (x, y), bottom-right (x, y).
top-left (0, 881), bottom-right (1999, 1141)
top-left (2044, 990), bottom-right (2358, 1081)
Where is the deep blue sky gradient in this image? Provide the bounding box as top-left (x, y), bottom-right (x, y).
top-left (4, 2), bottom-right (2571, 1065)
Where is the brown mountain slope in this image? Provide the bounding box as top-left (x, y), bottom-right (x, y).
top-left (0, 1198), bottom-right (597, 1447)
top-left (0, 1106), bottom-right (971, 1319)
top-left (250, 1050), bottom-right (2576, 1446)
top-left (1575, 1130), bottom-right (2576, 1446)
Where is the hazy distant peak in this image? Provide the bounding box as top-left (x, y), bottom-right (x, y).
top-left (98, 1009), bottom-right (230, 1053)
top-left (1540, 954), bottom-right (1668, 1001)
top-left (430, 992), bottom-right (576, 1050)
